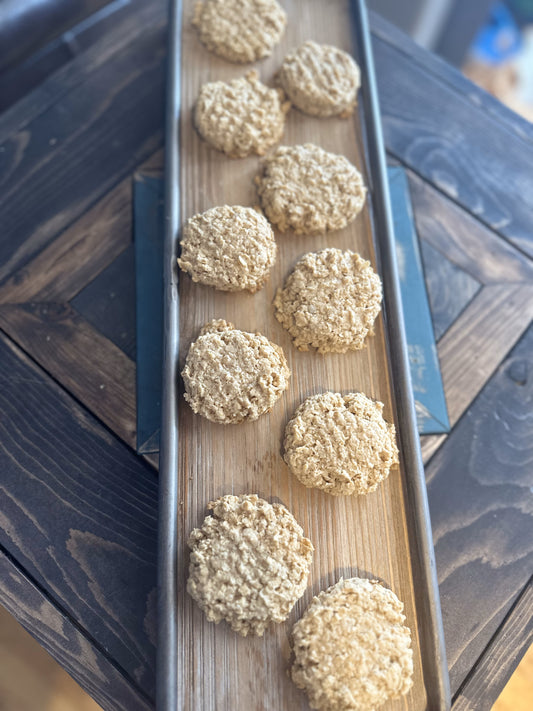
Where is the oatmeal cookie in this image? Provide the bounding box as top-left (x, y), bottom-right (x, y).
top-left (187, 494), bottom-right (314, 636)
top-left (178, 205), bottom-right (276, 292)
top-left (274, 248), bottom-right (382, 353)
top-left (284, 391), bottom-right (398, 496)
top-left (255, 143), bottom-right (366, 233)
top-left (195, 71), bottom-right (289, 158)
top-left (182, 319), bottom-right (290, 423)
top-left (192, 0), bottom-right (286, 63)
top-left (291, 577), bottom-right (414, 710)
top-left (278, 41), bottom-right (360, 117)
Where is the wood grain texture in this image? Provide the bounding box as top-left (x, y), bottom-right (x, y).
top-left (408, 172), bottom-right (533, 286)
top-left (0, 177), bottom-right (132, 304)
top-left (0, 303), bottom-right (136, 446)
top-left (72, 245), bottom-right (136, 360)
top-left (436, 284), bottom-right (533, 428)
top-left (176, 1), bottom-right (429, 709)
top-left (0, 0), bottom-right (167, 144)
top-left (0, 14), bottom-right (165, 286)
top-left (372, 27), bottom-right (533, 258)
top-left (425, 325), bottom-right (533, 693)
top-left (420, 240), bottom-right (480, 341)
top-left (453, 580), bottom-right (533, 711)
top-left (0, 332), bottom-right (158, 702)
top-left (0, 553), bottom-right (152, 711)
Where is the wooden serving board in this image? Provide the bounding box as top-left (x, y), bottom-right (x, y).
top-left (176, 0), bottom-right (427, 708)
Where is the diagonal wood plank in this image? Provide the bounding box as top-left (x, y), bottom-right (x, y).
top-left (408, 172), bottom-right (533, 285)
top-left (421, 284), bottom-right (533, 464)
top-left (373, 29), bottom-right (533, 258)
top-left (0, 22), bottom-right (164, 286)
top-left (437, 284), bottom-right (533, 426)
top-left (0, 303), bottom-right (136, 446)
top-left (452, 579), bottom-right (533, 710)
top-left (0, 552), bottom-right (153, 711)
top-left (0, 178), bottom-right (131, 304)
top-left (0, 331), bottom-right (157, 701)
top-left (424, 324), bottom-right (533, 694)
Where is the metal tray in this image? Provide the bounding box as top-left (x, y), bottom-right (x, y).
top-left (158, 1), bottom-right (451, 708)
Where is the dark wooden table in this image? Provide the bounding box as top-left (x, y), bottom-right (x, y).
top-left (0, 1), bottom-right (531, 709)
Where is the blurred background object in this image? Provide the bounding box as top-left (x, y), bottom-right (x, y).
top-left (369, 0), bottom-right (533, 121)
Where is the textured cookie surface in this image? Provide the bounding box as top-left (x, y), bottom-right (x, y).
top-left (256, 144), bottom-right (366, 234)
top-left (192, 0), bottom-right (286, 63)
top-left (274, 248), bottom-right (382, 353)
top-left (178, 206), bottom-right (276, 292)
top-left (284, 392), bottom-right (398, 496)
top-left (187, 494), bottom-right (314, 636)
top-left (195, 71), bottom-right (289, 158)
top-left (291, 577), bottom-right (414, 710)
top-left (182, 319), bottom-right (290, 423)
top-left (279, 41), bottom-right (361, 117)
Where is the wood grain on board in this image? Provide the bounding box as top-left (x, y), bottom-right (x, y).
top-left (0, 332), bottom-right (158, 700)
top-left (454, 580), bottom-right (533, 711)
top-left (176, 1), bottom-right (429, 709)
top-left (426, 324), bottom-right (533, 692)
top-left (0, 14), bottom-right (165, 286)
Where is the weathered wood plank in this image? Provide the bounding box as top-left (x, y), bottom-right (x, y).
top-left (0, 303), bottom-right (136, 446)
top-left (425, 325), bottom-right (533, 693)
top-left (409, 172), bottom-right (533, 285)
top-left (0, 177), bottom-right (131, 304)
top-left (436, 284), bottom-right (533, 427)
top-left (373, 31), bottom-right (533, 257)
top-left (370, 11), bottom-right (533, 144)
top-left (0, 19), bottom-right (165, 285)
top-left (452, 579), bottom-right (533, 710)
top-left (0, 332), bottom-right (157, 699)
top-left (0, 0), bottom-right (166, 143)
top-left (420, 239), bottom-right (480, 341)
top-left (72, 245), bottom-right (136, 360)
top-left (0, 551), bottom-right (154, 711)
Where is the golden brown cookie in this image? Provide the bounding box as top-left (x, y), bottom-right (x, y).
top-left (278, 41), bottom-right (361, 117)
top-left (284, 392), bottom-right (399, 496)
top-left (178, 205), bottom-right (276, 292)
top-left (274, 248), bottom-right (382, 353)
top-left (291, 577), bottom-right (414, 710)
top-left (192, 0), bottom-right (287, 63)
top-left (255, 144), bottom-right (366, 234)
top-left (187, 494), bottom-right (314, 636)
top-left (182, 319), bottom-right (290, 423)
top-left (195, 71), bottom-right (289, 158)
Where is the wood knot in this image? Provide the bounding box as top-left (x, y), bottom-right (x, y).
top-left (506, 360), bottom-right (527, 385)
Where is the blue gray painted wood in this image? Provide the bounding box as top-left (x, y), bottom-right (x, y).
top-left (388, 166), bottom-right (450, 434)
top-left (134, 173), bottom-right (164, 453)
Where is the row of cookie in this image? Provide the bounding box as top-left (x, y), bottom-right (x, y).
top-left (196, 40), bottom-right (360, 162)
top-left (187, 492), bottom-right (414, 709)
top-left (182, 319), bottom-right (398, 496)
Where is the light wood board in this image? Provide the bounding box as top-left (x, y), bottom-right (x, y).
top-left (176, 1), bottom-right (427, 708)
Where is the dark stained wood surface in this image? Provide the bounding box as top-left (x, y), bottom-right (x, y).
top-left (0, 332), bottom-right (158, 700)
top-left (0, 2), bottom-right (531, 710)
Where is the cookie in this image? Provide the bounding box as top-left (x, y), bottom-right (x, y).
top-left (278, 41), bottom-right (361, 117)
top-left (195, 71), bottom-right (289, 158)
top-left (274, 248), bottom-right (382, 353)
top-left (178, 205), bottom-right (276, 292)
top-left (192, 0), bottom-right (287, 63)
top-left (255, 144), bottom-right (366, 234)
top-left (291, 577), bottom-right (414, 710)
top-left (182, 319), bottom-right (290, 424)
top-left (284, 392), bottom-right (398, 496)
top-left (187, 494), bottom-right (314, 636)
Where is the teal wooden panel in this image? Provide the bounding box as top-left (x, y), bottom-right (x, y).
top-left (389, 166), bottom-right (450, 434)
